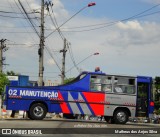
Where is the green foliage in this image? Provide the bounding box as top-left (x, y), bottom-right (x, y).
top-left (154, 101), bottom-right (160, 108)
top-left (154, 76), bottom-right (160, 101)
top-left (64, 78), bottom-right (75, 84)
top-left (6, 70), bottom-right (20, 76)
top-left (157, 109), bottom-right (160, 115)
top-left (0, 73), bottom-right (9, 95)
top-left (155, 77), bottom-right (160, 85)
top-left (154, 101), bottom-right (160, 115)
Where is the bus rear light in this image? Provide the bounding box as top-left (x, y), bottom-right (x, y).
top-left (150, 101), bottom-right (154, 106)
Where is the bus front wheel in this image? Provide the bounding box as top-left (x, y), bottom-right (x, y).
top-left (29, 103), bottom-right (47, 120)
top-left (113, 110), bottom-right (128, 124)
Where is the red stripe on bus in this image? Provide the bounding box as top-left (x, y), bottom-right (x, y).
top-left (83, 92), bottom-right (104, 115)
top-left (58, 91), bottom-right (70, 113)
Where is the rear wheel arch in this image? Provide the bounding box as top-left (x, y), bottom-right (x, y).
top-left (29, 101), bottom-right (48, 112)
top-left (114, 107), bottom-right (131, 117)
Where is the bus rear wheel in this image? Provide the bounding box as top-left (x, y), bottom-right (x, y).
top-left (29, 103), bottom-right (47, 120)
top-left (113, 110), bottom-right (128, 124)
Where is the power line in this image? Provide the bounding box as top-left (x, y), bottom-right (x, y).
top-left (0, 10), bottom-right (37, 14)
top-left (25, 0), bottom-right (40, 25)
top-left (44, 46), bottom-right (62, 72)
top-left (46, 1), bottom-right (65, 40)
top-left (68, 44), bottom-right (79, 73)
top-left (0, 25), bottom-right (39, 28)
top-left (49, 3), bottom-right (160, 33)
top-left (51, 10), bottom-right (160, 33)
top-left (0, 14), bottom-right (38, 19)
top-left (17, 0), bottom-right (40, 38)
top-left (7, 0), bottom-right (39, 45)
top-left (45, 4), bottom-right (89, 38)
top-left (0, 31), bottom-right (35, 33)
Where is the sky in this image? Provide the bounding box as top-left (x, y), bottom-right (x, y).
top-left (0, 0), bottom-right (160, 83)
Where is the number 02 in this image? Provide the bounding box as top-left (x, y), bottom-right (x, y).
top-left (8, 89), bottom-right (17, 96)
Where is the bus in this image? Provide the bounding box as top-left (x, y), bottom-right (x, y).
top-left (2, 70), bottom-right (154, 124)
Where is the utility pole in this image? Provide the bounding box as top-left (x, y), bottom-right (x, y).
top-left (38, 0), bottom-right (45, 86)
top-left (60, 38), bottom-right (67, 84)
top-left (0, 39), bottom-right (8, 73)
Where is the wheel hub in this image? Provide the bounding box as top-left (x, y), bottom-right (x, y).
top-left (117, 112), bottom-right (126, 122)
top-left (33, 106), bottom-right (44, 117)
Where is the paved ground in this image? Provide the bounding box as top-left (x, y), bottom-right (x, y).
top-left (0, 118), bottom-right (160, 137)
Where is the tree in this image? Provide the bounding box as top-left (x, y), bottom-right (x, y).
top-left (155, 77), bottom-right (160, 101)
top-left (0, 72), bottom-right (9, 95)
top-left (6, 70), bottom-right (20, 76)
top-left (64, 78), bottom-right (75, 84)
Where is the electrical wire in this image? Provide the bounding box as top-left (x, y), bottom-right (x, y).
top-left (25, 0), bottom-right (40, 26)
top-left (62, 10), bottom-right (160, 33)
top-left (68, 44), bottom-right (79, 73)
top-left (0, 14), bottom-right (37, 19)
top-left (45, 3), bottom-right (160, 33)
top-left (0, 10), bottom-right (37, 14)
top-left (47, 9), bottom-right (64, 40)
top-left (17, 0), bottom-right (40, 38)
top-left (45, 46), bottom-right (62, 72)
top-left (45, 5), bottom-right (88, 38)
top-left (11, 0), bottom-right (39, 44)
top-left (0, 31), bottom-right (35, 33)
top-left (46, 1), bottom-right (65, 40)
top-left (0, 25), bottom-right (39, 28)
top-left (46, 1), bottom-right (80, 79)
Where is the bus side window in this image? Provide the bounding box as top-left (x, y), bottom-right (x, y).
top-left (101, 76), bottom-right (112, 92)
top-left (114, 77), bottom-right (136, 94)
top-left (90, 75), bottom-right (102, 91)
top-left (102, 85), bottom-right (112, 92)
top-left (114, 86), bottom-right (123, 93)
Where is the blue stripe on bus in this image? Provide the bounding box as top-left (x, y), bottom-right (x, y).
top-left (80, 92), bottom-right (95, 116)
top-left (76, 102), bottom-right (84, 115)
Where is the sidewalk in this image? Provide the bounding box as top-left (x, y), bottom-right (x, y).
top-left (128, 117), bottom-right (160, 126)
top-left (127, 121), bottom-right (160, 127)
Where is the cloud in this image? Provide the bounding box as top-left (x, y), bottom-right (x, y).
top-left (102, 20), bottom-right (160, 49)
top-left (117, 21), bottom-right (143, 30)
top-left (1, 0), bottom-right (160, 81)
top-left (47, 59), bottom-right (55, 66)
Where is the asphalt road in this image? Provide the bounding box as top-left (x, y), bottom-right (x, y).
top-left (0, 118), bottom-right (160, 137)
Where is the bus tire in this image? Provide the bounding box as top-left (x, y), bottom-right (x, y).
top-left (27, 111), bottom-right (33, 120)
top-left (113, 110), bottom-right (128, 124)
top-left (29, 103), bottom-right (47, 120)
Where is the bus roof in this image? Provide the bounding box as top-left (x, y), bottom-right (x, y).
top-left (81, 71), bottom-right (152, 79)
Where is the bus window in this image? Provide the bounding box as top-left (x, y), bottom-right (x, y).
top-left (102, 85), bottom-right (112, 92)
top-left (101, 76), bottom-right (112, 92)
top-left (114, 77), bottom-right (135, 94)
top-left (90, 75), bottom-right (112, 92)
top-left (90, 84), bottom-right (101, 91)
top-left (90, 75), bottom-right (102, 91)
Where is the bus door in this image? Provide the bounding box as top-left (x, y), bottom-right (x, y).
top-left (136, 76), bottom-right (152, 117)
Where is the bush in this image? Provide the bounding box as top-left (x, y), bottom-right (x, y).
top-left (154, 101), bottom-right (160, 115)
top-left (0, 73), bottom-right (9, 95)
top-left (157, 109), bottom-right (160, 115)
